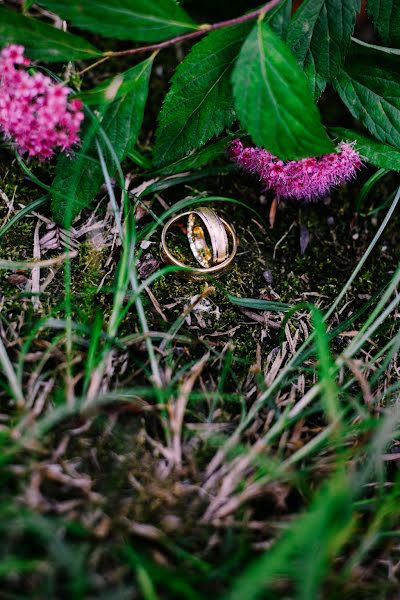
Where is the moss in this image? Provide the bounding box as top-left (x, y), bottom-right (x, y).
top-left (0, 162), bottom-right (37, 254)
top-left (150, 204), bottom-right (274, 381)
top-left (0, 159), bottom-right (37, 313)
top-left (0, 220), bottom-right (35, 260)
top-left (1, 148), bottom-right (399, 368)
top-left (0, 140), bottom-right (398, 384)
top-left (0, 151), bottom-right (45, 279)
top-left (69, 241), bottom-right (108, 319)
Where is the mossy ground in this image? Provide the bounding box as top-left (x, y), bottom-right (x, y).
top-left (1, 151), bottom-right (398, 401)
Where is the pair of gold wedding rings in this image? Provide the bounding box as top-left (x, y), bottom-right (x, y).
top-left (160, 207), bottom-right (238, 280)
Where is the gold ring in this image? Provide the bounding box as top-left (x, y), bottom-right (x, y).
top-left (160, 207), bottom-right (237, 280)
top-left (187, 207), bottom-right (229, 267)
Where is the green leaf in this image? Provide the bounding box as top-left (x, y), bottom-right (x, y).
top-left (38, 0), bottom-right (196, 42)
top-left (151, 137), bottom-right (232, 176)
top-left (287, 0), bottom-right (360, 81)
top-left (51, 57), bottom-right (153, 224)
top-left (75, 72), bottom-right (142, 106)
top-left (153, 23), bottom-right (250, 167)
top-left (331, 127), bottom-right (400, 171)
top-left (367, 0), bottom-right (400, 47)
top-left (264, 0), bottom-right (292, 39)
top-left (127, 148), bottom-right (153, 170)
top-left (152, 3), bottom-right (290, 168)
top-left (0, 6), bottom-right (101, 62)
top-left (22, 0), bottom-right (36, 11)
top-left (0, 196), bottom-right (48, 242)
top-left (334, 44), bottom-right (400, 150)
top-left (227, 295), bottom-right (292, 312)
top-left (304, 58), bottom-right (327, 100)
top-left (232, 21), bottom-right (333, 160)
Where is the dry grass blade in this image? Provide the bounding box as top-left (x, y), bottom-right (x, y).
top-left (169, 352), bottom-right (210, 469)
top-left (31, 221), bottom-right (41, 311)
top-left (0, 251), bottom-right (77, 270)
top-left (0, 335), bottom-right (25, 408)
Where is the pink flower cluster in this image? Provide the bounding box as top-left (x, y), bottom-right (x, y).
top-left (229, 139), bottom-right (362, 201)
top-left (0, 45), bottom-right (84, 160)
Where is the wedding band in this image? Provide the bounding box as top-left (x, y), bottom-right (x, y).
top-left (160, 208), bottom-right (237, 280)
top-left (187, 208), bottom-right (229, 267)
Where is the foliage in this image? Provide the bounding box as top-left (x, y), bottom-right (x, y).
top-left (366, 0), bottom-right (400, 46)
top-left (0, 6), bottom-right (101, 62)
top-left (37, 0), bottom-right (197, 42)
top-left (232, 20), bottom-right (333, 160)
top-left (287, 0), bottom-right (360, 81)
top-left (1, 0), bottom-right (400, 218)
top-left (153, 23), bottom-right (250, 166)
top-left (334, 42), bottom-right (400, 149)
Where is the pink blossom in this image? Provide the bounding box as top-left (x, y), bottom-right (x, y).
top-left (0, 45), bottom-right (84, 160)
top-left (229, 139), bottom-right (362, 201)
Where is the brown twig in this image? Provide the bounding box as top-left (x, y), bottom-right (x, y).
top-left (104, 0), bottom-right (281, 59)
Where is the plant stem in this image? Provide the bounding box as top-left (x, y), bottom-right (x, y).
top-left (105, 0), bottom-right (281, 58)
top-left (76, 55), bottom-right (110, 76)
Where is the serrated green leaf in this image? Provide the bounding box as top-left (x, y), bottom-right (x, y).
top-left (367, 0), bottom-right (400, 47)
top-left (0, 6), bottom-right (101, 62)
top-left (334, 44), bottom-right (400, 150)
top-left (331, 127), bottom-right (400, 171)
top-left (37, 0), bottom-right (196, 42)
top-left (153, 23), bottom-right (250, 167)
top-left (287, 0), bottom-right (360, 81)
top-left (152, 4), bottom-right (289, 168)
top-left (264, 0), bottom-right (292, 39)
top-left (51, 58), bottom-right (153, 224)
top-left (304, 59), bottom-right (327, 100)
top-left (232, 21), bottom-right (333, 161)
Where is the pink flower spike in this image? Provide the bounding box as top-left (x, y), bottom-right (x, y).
top-left (229, 139), bottom-right (363, 201)
top-left (0, 44), bottom-right (84, 161)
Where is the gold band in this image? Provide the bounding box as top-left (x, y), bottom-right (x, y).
top-left (160, 208), bottom-right (237, 280)
top-left (187, 208), bottom-right (229, 268)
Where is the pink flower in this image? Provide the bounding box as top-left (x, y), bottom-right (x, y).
top-left (229, 139), bottom-right (362, 201)
top-left (0, 45), bottom-right (84, 160)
